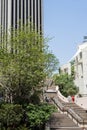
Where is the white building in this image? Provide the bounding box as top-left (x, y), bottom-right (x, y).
top-left (60, 62), bottom-right (71, 75)
top-left (72, 42), bottom-right (87, 95)
top-left (60, 41), bottom-right (87, 95)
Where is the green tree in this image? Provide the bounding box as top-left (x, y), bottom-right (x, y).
top-left (44, 52), bottom-right (59, 77)
top-left (0, 25), bottom-right (59, 104)
top-left (53, 73), bottom-right (78, 97)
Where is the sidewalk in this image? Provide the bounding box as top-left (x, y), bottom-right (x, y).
top-left (75, 97), bottom-right (87, 110)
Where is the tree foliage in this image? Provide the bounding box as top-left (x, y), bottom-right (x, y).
top-left (53, 73), bottom-right (78, 97)
top-left (0, 25), bottom-right (59, 104)
top-left (44, 51), bottom-right (59, 77)
top-left (0, 103), bottom-right (56, 130)
top-left (26, 103), bottom-right (56, 129)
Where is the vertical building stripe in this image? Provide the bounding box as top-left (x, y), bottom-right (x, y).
top-left (11, 0), bottom-right (14, 28)
top-left (24, 0), bottom-right (26, 25)
top-left (17, 0), bottom-right (19, 28)
top-left (13, 0), bottom-right (15, 28)
top-left (0, 0), bottom-right (1, 25)
top-left (15, 0), bottom-right (17, 28)
top-left (0, 0), bottom-right (43, 38)
top-left (21, 0), bottom-right (23, 25)
top-left (26, 0), bottom-right (28, 22)
top-left (19, 0), bottom-right (21, 20)
top-left (28, 0), bottom-right (30, 24)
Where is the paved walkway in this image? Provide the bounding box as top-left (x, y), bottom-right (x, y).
top-left (75, 97), bottom-right (87, 110)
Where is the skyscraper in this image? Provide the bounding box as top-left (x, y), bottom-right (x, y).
top-left (0, 0), bottom-right (43, 33)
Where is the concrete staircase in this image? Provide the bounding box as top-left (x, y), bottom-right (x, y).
top-left (49, 113), bottom-right (83, 130)
top-left (52, 96), bottom-right (87, 127)
top-left (45, 88), bottom-right (87, 129)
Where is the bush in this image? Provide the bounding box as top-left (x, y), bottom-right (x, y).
top-left (26, 103), bottom-right (56, 129)
top-left (0, 104), bottom-right (23, 129)
top-left (0, 103), bottom-right (56, 130)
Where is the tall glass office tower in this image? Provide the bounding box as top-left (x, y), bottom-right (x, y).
top-left (0, 0), bottom-right (43, 33)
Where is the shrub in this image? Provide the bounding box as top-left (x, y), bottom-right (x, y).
top-left (0, 104), bottom-right (23, 129)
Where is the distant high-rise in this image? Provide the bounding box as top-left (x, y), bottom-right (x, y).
top-left (0, 0), bottom-right (43, 33)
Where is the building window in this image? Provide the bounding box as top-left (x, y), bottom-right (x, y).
top-left (79, 52), bottom-right (82, 59)
top-left (64, 68), bottom-right (68, 73)
top-left (81, 76), bottom-right (83, 78)
top-left (76, 56), bottom-right (78, 62)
